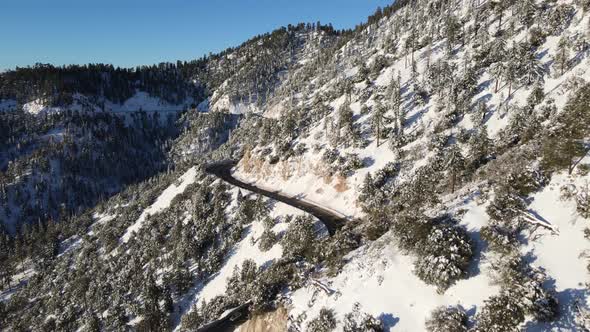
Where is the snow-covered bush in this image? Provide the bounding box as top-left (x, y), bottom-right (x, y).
top-left (544, 4), bottom-right (575, 35)
top-left (322, 226), bottom-right (362, 274)
top-left (487, 254), bottom-right (559, 323)
top-left (528, 26), bottom-right (547, 48)
top-left (474, 293), bottom-right (525, 332)
top-left (425, 305), bottom-right (468, 332)
top-left (259, 229), bottom-right (278, 252)
top-left (281, 216), bottom-right (317, 260)
top-left (294, 143), bottom-right (308, 156)
top-left (307, 308), bottom-right (338, 332)
top-left (322, 149), bottom-right (340, 164)
top-left (485, 190), bottom-right (528, 227)
top-left (390, 212), bottom-right (433, 252)
top-left (575, 302), bottom-right (590, 332)
top-left (343, 303), bottom-right (384, 332)
top-left (576, 184), bottom-right (590, 219)
top-left (338, 153), bottom-right (365, 176)
top-left (480, 225), bottom-right (518, 254)
top-left (414, 222), bottom-right (473, 292)
top-left (373, 162), bottom-right (400, 187)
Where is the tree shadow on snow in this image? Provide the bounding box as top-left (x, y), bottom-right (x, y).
top-left (476, 79), bottom-right (493, 93)
top-left (404, 107), bottom-right (428, 128)
top-left (524, 288), bottom-right (589, 331)
top-left (362, 157), bottom-right (375, 168)
top-left (378, 313), bottom-right (400, 330)
top-left (472, 93), bottom-right (492, 110)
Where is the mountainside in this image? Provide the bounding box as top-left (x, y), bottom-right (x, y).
top-left (2, 0), bottom-right (590, 331)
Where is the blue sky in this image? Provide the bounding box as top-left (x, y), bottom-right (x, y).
top-left (0, 0), bottom-right (392, 71)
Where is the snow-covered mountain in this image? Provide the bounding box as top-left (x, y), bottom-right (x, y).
top-left (2, 0), bottom-right (590, 331)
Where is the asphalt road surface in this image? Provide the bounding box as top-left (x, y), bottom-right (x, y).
top-left (205, 161), bottom-right (345, 235)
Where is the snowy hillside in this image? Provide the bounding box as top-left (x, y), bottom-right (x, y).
top-left (219, 0), bottom-right (590, 330)
top-left (20, 91), bottom-right (194, 115)
top-left (2, 0), bottom-right (590, 331)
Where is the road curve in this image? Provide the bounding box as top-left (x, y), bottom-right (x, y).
top-left (205, 161), bottom-right (345, 235)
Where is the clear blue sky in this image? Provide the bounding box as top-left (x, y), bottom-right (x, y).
top-left (0, 0), bottom-right (392, 71)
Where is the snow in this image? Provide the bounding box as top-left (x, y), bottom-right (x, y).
top-left (6, 1), bottom-right (590, 330)
top-left (40, 128), bottom-right (65, 142)
top-left (210, 94), bottom-right (259, 114)
top-left (0, 267), bottom-right (35, 302)
top-left (522, 172), bottom-right (590, 331)
top-left (23, 99), bottom-right (63, 115)
top-left (289, 230), bottom-right (499, 331)
top-left (195, 189), bottom-right (307, 305)
top-left (105, 91), bottom-right (192, 113)
top-left (121, 167), bottom-right (198, 243)
top-left (174, 187), bottom-right (318, 331)
top-left (0, 99), bottom-right (16, 112)
top-left (21, 91), bottom-right (191, 116)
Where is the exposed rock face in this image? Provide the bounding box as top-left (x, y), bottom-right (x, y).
top-left (236, 307), bottom-right (289, 332)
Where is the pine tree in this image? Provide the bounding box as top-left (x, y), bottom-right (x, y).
top-left (371, 100), bottom-right (386, 147)
top-left (281, 216), bottom-right (317, 260)
top-left (542, 83), bottom-right (590, 174)
top-left (467, 124), bottom-right (492, 172)
top-left (387, 74), bottom-right (404, 135)
top-left (504, 45), bottom-right (521, 96)
top-left (444, 145), bottom-right (466, 193)
top-left (490, 61), bottom-right (505, 93)
top-left (554, 36), bottom-right (571, 76)
top-left (517, 0), bottom-right (537, 29)
top-left (258, 229), bottom-right (277, 252)
top-left (522, 46), bottom-right (545, 86)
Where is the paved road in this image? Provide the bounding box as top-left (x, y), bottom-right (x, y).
top-left (205, 161), bottom-right (345, 235)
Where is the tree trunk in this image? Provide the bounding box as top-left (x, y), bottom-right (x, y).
top-left (377, 118), bottom-right (381, 147)
top-left (570, 150), bottom-right (590, 175)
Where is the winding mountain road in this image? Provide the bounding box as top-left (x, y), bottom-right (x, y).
top-left (205, 161), bottom-right (346, 235)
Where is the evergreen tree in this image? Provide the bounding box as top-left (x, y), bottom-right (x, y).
top-left (467, 124), bottom-right (492, 172)
top-left (542, 84), bottom-right (590, 174)
top-left (444, 144), bottom-right (466, 193)
top-left (281, 216), bottom-right (317, 260)
top-left (554, 36), bottom-right (571, 76)
top-left (517, 0), bottom-right (537, 29)
top-left (371, 100), bottom-right (386, 147)
top-left (387, 74), bottom-right (404, 135)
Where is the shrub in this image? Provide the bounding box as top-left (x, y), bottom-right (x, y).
top-left (308, 308), bottom-right (338, 332)
top-left (474, 293), bottom-right (525, 332)
top-left (281, 216), bottom-right (317, 260)
top-left (322, 149), bottom-right (340, 164)
top-left (414, 223), bottom-right (473, 292)
top-left (425, 305), bottom-right (468, 332)
top-left (480, 225), bottom-right (518, 254)
top-left (258, 229), bottom-right (278, 252)
top-left (343, 303), bottom-right (384, 332)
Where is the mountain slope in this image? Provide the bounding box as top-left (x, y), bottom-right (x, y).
top-left (2, 1), bottom-right (590, 331)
